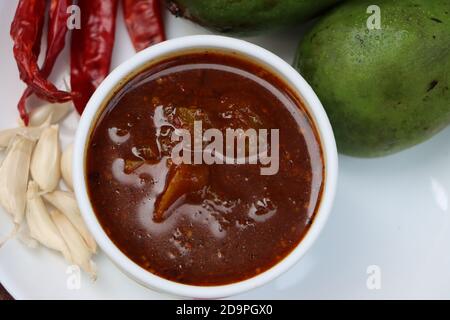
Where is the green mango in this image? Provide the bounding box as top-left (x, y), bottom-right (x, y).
top-left (295, 0), bottom-right (450, 157)
top-left (166, 0), bottom-right (342, 34)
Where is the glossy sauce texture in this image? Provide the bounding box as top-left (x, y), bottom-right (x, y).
top-left (87, 52), bottom-right (324, 286)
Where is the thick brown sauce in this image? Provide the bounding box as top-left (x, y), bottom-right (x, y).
top-left (86, 52), bottom-right (324, 286)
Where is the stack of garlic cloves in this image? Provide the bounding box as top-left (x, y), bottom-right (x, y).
top-left (0, 103), bottom-right (97, 278)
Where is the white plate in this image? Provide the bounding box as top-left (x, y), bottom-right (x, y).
top-left (1, 0), bottom-right (450, 300)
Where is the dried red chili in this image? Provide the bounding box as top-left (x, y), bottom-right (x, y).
top-left (71, 0), bottom-right (119, 114)
top-left (11, 0), bottom-right (72, 123)
top-left (17, 0), bottom-right (73, 125)
top-left (43, 0), bottom-right (73, 76)
top-left (122, 0), bottom-right (165, 52)
top-left (11, 0), bottom-right (45, 124)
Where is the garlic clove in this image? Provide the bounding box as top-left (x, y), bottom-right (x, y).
top-left (60, 144), bottom-right (73, 190)
top-left (50, 209), bottom-right (96, 279)
top-left (43, 190), bottom-right (97, 253)
top-left (28, 102), bottom-right (73, 127)
top-left (30, 125), bottom-right (61, 192)
top-left (17, 224), bottom-right (38, 249)
top-left (26, 181), bottom-right (71, 261)
top-left (0, 135), bottom-right (35, 223)
top-left (0, 116), bottom-right (51, 149)
top-left (0, 128), bottom-right (38, 149)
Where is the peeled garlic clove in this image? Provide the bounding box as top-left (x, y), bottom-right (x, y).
top-left (61, 144), bottom-right (73, 190)
top-left (0, 135), bottom-right (34, 223)
top-left (0, 124), bottom-right (44, 149)
top-left (43, 190), bottom-right (97, 253)
top-left (50, 209), bottom-right (96, 278)
top-left (28, 102), bottom-right (72, 127)
top-left (17, 224), bottom-right (38, 249)
top-left (26, 181), bottom-right (71, 261)
top-left (0, 128), bottom-right (35, 149)
top-left (30, 125), bottom-right (61, 192)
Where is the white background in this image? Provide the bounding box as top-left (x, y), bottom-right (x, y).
top-left (1, 0), bottom-right (450, 299)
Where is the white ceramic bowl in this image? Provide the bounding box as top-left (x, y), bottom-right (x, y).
top-left (73, 35), bottom-right (338, 299)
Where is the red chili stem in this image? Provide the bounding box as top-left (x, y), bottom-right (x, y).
top-left (17, 0), bottom-right (73, 125)
top-left (122, 0), bottom-right (166, 52)
top-left (10, 0), bottom-right (72, 109)
top-left (70, 0), bottom-right (118, 115)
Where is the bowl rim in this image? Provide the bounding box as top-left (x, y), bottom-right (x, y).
top-left (73, 35), bottom-right (338, 299)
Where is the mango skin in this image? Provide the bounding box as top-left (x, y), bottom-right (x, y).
top-left (296, 0), bottom-right (450, 157)
top-left (166, 0), bottom-right (342, 34)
